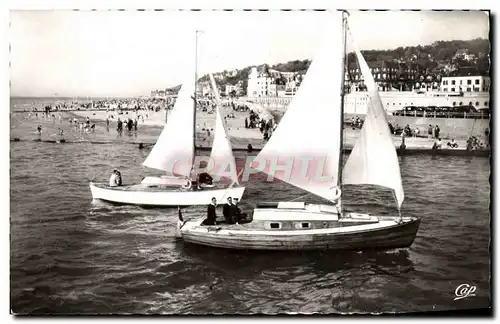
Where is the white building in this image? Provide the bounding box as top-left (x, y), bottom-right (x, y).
top-left (440, 76), bottom-right (490, 93)
top-left (225, 84), bottom-right (240, 96)
top-left (196, 81), bottom-right (212, 97)
top-left (247, 67), bottom-right (278, 97)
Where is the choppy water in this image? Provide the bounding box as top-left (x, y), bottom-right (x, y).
top-left (10, 99), bottom-right (491, 314)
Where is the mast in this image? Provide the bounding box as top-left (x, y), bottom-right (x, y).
top-left (338, 11), bottom-right (349, 189)
top-left (192, 30), bottom-right (199, 176)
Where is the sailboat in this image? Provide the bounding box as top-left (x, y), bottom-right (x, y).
top-left (177, 12), bottom-right (420, 250)
top-left (89, 32), bottom-right (245, 207)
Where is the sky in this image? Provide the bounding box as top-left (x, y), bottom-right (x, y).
top-left (9, 10), bottom-right (490, 97)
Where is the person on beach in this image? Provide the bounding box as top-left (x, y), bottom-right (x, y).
top-left (127, 118), bottom-right (133, 132)
top-left (428, 125), bottom-right (433, 139)
top-left (432, 138), bottom-right (443, 150)
top-left (447, 139), bottom-right (458, 148)
top-left (202, 197), bottom-right (217, 226)
top-left (434, 125), bottom-right (440, 139)
top-left (36, 125), bottom-right (42, 135)
top-left (117, 118), bottom-right (123, 135)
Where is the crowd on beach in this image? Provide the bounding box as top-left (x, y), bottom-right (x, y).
top-left (347, 114), bottom-right (490, 152)
top-left (195, 97), bottom-right (278, 142)
top-left (23, 97), bottom-right (176, 114)
top-left (387, 122), bottom-right (442, 139)
top-left (21, 94), bottom-right (281, 147)
top-left (245, 110), bottom-right (277, 141)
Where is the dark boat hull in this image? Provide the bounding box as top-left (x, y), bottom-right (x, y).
top-left (181, 217), bottom-right (420, 251)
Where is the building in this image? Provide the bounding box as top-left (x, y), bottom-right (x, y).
top-left (196, 80), bottom-right (212, 97)
top-left (247, 66), bottom-right (305, 97)
top-left (247, 67), bottom-right (278, 97)
top-left (225, 84), bottom-right (241, 96)
top-left (150, 88), bottom-right (178, 97)
top-left (347, 61), bottom-right (419, 92)
top-left (453, 49), bottom-right (476, 62)
top-left (440, 75), bottom-right (490, 93)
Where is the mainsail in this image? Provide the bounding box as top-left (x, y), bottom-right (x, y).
top-left (342, 24), bottom-right (405, 207)
top-left (142, 71), bottom-right (196, 178)
top-left (208, 73), bottom-right (239, 185)
top-left (253, 12), bottom-right (343, 202)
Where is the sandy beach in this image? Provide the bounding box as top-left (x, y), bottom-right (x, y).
top-left (69, 103), bottom-right (274, 143)
top-left (14, 109), bottom-right (472, 152)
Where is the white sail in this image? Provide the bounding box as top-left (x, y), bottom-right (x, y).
top-left (142, 72), bottom-right (196, 178)
top-left (342, 24), bottom-right (405, 207)
top-left (253, 12), bottom-right (343, 202)
top-left (208, 73), bottom-right (239, 185)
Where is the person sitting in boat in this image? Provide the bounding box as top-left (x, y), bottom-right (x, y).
top-left (197, 172), bottom-right (214, 188)
top-left (109, 170), bottom-right (119, 187)
top-left (116, 170), bottom-right (123, 186)
top-left (231, 198), bottom-right (247, 224)
top-left (202, 197), bottom-right (217, 226)
top-left (222, 197), bottom-right (233, 223)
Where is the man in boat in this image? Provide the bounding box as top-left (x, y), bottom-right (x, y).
top-left (197, 172), bottom-right (214, 188)
top-left (222, 197), bottom-right (233, 223)
top-left (109, 170), bottom-right (119, 187)
top-left (231, 198), bottom-right (249, 224)
top-left (116, 170), bottom-right (123, 186)
top-left (202, 197), bottom-right (217, 226)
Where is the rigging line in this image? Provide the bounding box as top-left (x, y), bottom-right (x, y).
top-left (288, 192), bottom-right (312, 202)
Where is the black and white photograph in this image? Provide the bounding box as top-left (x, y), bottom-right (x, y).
top-left (8, 4), bottom-right (492, 316)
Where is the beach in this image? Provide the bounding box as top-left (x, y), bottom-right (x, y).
top-left (66, 103), bottom-right (276, 146)
top-left (12, 110), bottom-right (475, 153)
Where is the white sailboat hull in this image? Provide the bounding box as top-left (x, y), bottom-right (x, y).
top-left (179, 203), bottom-right (420, 251)
top-left (89, 182), bottom-right (245, 207)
